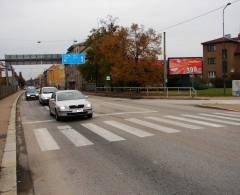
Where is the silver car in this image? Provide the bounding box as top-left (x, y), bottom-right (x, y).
top-left (49, 90), bottom-right (93, 121)
top-left (39, 87), bottom-right (58, 105)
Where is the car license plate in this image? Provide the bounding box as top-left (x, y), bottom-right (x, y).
top-left (72, 109), bottom-right (83, 113)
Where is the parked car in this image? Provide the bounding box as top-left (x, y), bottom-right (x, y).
top-left (36, 88), bottom-right (40, 96)
top-left (25, 87), bottom-right (38, 100)
top-left (39, 87), bottom-right (57, 105)
top-left (49, 90), bottom-right (93, 121)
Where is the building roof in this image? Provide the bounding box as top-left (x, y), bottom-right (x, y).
top-left (67, 42), bottom-right (86, 53)
top-left (0, 62), bottom-right (5, 71)
top-left (47, 64), bottom-right (56, 71)
top-left (202, 34), bottom-right (240, 45)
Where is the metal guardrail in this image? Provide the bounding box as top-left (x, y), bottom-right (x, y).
top-left (0, 85), bottom-right (18, 99)
top-left (95, 87), bottom-right (197, 97)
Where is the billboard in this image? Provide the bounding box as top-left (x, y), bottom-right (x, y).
top-left (168, 58), bottom-right (203, 75)
top-left (62, 53), bottom-right (85, 64)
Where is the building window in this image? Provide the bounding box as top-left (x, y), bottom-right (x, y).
top-left (208, 71), bottom-right (216, 79)
top-left (222, 49), bottom-right (227, 59)
top-left (208, 44), bottom-right (216, 52)
top-left (207, 58), bottom-right (216, 64)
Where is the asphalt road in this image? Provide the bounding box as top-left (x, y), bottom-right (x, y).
top-left (19, 95), bottom-right (240, 195)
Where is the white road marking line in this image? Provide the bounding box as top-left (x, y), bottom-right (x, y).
top-left (146, 117), bottom-right (203, 130)
top-left (33, 128), bottom-right (60, 151)
top-left (104, 121), bottom-right (154, 137)
top-left (82, 123), bottom-right (126, 142)
top-left (214, 112), bottom-right (240, 118)
top-left (23, 120), bottom-right (55, 125)
top-left (44, 106), bottom-right (49, 111)
top-left (60, 128), bottom-right (94, 147)
top-left (103, 102), bottom-right (154, 112)
top-left (126, 118), bottom-right (180, 133)
top-left (94, 111), bottom-right (158, 117)
top-left (165, 116), bottom-right (224, 128)
top-left (226, 111), bottom-right (240, 115)
top-left (182, 114), bottom-right (240, 126)
top-left (199, 113), bottom-right (240, 122)
top-left (57, 125), bottom-right (72, 130)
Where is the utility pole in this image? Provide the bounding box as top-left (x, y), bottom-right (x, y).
top-left (222, 2), bottom-right (231, 95)
top-left (5, 63), bottom-right (9, 86)
top-left (163, 32), bottom-right (168, 87)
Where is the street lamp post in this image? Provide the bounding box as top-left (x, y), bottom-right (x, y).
top-left (222, 2), bottom-right (231, 95)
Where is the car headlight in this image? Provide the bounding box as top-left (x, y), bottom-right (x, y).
top-left (59, 106), bottom-right (67, 111)
top-left (27, 94), bottom-right (30, 97)
top-left (85, 103), bottom-right (92, 109)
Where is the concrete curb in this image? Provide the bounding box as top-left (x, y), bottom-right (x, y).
top-left (0, 93), bottom-right (22, 195)
top-left (196, 104), bottom-right (240, 112)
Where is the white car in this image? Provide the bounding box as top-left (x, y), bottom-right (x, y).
top-left (39, 87), bottom-right (58, 105)
top-left (49, 90), bottom-right (93, 121)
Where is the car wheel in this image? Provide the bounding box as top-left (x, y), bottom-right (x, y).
top-left (55, 109), bottom-right (61, 121)
top-left (87, 113), bottom-right (93, 119)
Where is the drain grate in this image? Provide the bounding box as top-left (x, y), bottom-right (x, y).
top-left (0, 133), bottom-right (7, 139)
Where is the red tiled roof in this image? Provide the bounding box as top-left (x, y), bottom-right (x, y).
top-left (202, 35), bottom-right (240, 45)
top-left (153, 60), bottom-right (165, 67)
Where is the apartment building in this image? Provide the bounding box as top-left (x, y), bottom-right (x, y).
top-left (65, 43), bottom-right (87, 90)
top-left (47, 64), bottom-right (65, 89)
top-left (202, 34), bottom-right (240, 82)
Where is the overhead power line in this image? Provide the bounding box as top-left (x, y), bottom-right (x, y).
top-left (159, 0), bottom-right (240, 32)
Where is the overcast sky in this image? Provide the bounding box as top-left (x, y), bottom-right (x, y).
top-left (1, 0), bottom-right (240, 79)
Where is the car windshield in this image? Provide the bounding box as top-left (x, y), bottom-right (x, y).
top-left (57, 91), bottom-right (84, 101)
top-left (42, 88), bottom-right (57, 94)
top-left (27, 88), bottom-right (36, 93)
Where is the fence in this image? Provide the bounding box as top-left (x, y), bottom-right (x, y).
top-left (95, 87), bottom-right (197, 97)
top-left (0, 85), bottom-right (18, 99)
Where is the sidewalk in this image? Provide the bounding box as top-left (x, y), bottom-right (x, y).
top-left (199, 103), bottom-right (240, 112)
top-left (0, 91), bottom-right (22, 166)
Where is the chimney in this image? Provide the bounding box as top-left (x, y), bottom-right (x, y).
top-left (225, 34), bottom-right (231, 38)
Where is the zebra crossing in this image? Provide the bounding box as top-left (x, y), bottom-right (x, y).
top-left (32, 111), bottom-right (240, 152)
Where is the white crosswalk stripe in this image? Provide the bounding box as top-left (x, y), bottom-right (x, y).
top-left (57, 125), bottom-right (72, 130)
top-left (58, 126), bottom-right (94, 147)
top-left (226, 111), bottom-right (240, 115)
top-left (34, 111), bottom-right (240, 152)
top-left (126, 118), bottom-right (180, 133)
top-left (213, 112), bottom-right (240, 118)
top-left (165, 116), bottom-right (225, 128)
top-left (182, 114), bottom-right (240, 126)
top-left (104, 121), bottom-right (154, 137)
top-left (34, 128), bottom-right (60, 151)
top-left (82, 123), bottom-right (126, 142)
top-left (199, 113), bottom-right (240, 122)
top-left (146, 117), bottom-right (203, 130)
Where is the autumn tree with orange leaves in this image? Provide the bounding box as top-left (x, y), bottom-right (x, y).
top-left (80, 16), bottom-right (163, 87)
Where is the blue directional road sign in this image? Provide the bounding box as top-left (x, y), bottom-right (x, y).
top-left (62, 53), bottom-right (85, 64)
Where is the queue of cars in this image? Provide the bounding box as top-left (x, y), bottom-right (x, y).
top-left (25, 86), bottom-right (93, 121)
